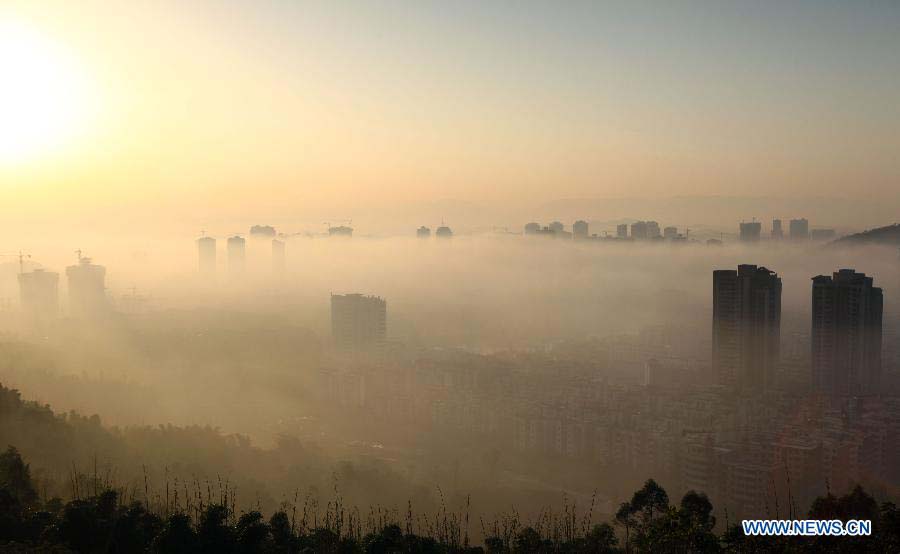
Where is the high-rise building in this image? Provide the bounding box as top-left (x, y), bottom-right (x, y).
top-left (811, 269), bottom-right (883, 396)
top-left (631, 221), bottom-right (648, 239)
top-left (739, 221), bottom-right (762, 242)
top-left (549, 221), bottom-right (564, 233)
top-left (272, 239), bottom-right (285, 273)
top-left (249, 224), bottom-right (276, 237)
top-left (772, 219), bottom-right (783, 239)
top-left (18, 269), bottom-right (59, 322)
top-left (417, 226), bottom-right (431, 238)
top-left (713, 265), bottom-right (782, 390)
top-left (647, 221), bottom-right (661, 238)
top-left (66, 257), bottom-right (108, 318)
top-left (436, 226), bottom-right (453, 238)
top-left (331, 293), bottom-right (386, 354)
top-left (617, 224), bottom-right (628, 239)
top-left (227, 236), bottom-right (246, 274)
top-left (663, 226), bottom-right (678, 240)
top-left (197, 236), bottom-right (216, 274)
top-left (328, 226), bottom-right (353, 237)
top-left (573, 220), bottom-right (589, 239)
top-left (524, 222), bottom-right (540, 234)
top-left (790, 218), bottom-right (809, 240)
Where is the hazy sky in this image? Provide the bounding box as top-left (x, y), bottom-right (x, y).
top-left (1, 0), bottom-right (898, 230)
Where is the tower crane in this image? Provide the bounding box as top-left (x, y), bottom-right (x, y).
top-left (0, 251), bottom-right (32, 273)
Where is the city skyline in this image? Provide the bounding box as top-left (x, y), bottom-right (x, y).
top-left (1, 3), bottom-right (899, 549)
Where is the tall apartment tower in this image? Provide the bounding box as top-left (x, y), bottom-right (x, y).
top-left (811, 269), bottom-right (883, 396)
top-left (66, 257), bottom-right (108, 318)
top-left (18, 269), bottom-right (59, 322)
top-left (631, 221), bottom-right (649, 239)
top-left (331, 293), bottom-right (387, 354)
top-left (713, 265), bottom-right (782, 390)
top-left (739, 221), bottom-right (762, 242)
top-left (790, 218), bottom-right (809, 240)
top-left (772, 219), bottom-right (783, 239)
top-left (227, 236), bottom-right (246, 274)
top-left (272, 239), bottom-right (286, 273)
top-left (573, 220), bottom-right (589, 239)
top-left (617, 224), bottom-right (628, 239)
top-left (197, 236), bottom-right (216, 274)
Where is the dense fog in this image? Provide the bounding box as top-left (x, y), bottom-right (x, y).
top-left (1, 230), bottom-right (898, 535)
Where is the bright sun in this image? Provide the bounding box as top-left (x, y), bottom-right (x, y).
top-left (0, 20), bottom-right (91, 165)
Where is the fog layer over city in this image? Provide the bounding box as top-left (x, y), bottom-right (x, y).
top-left (2, 229), bottom-right (898, 531)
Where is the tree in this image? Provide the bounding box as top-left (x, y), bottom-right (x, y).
top-left (152, 513), bottom-right (199, 554)
top-left (235, 511), bottom-right (270, 553)
top-left (615, 501), bottom-right (636, 553)
top-left (268, 511), bottom-right (296, 553)
top-left (678, 491), bottom-right (718, 553)
top-left (514, 527), bottom-right (545, 552)
top-left (0, 446), bottom-right (38, 509)
top-left (583, 522), bottom-right (618, 553)
top-left (198, 504), bottom-right (236, 553)
top-left (629, 479), bottom-right (669, 525)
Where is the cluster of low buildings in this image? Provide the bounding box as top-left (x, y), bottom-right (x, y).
top-left (523, 220), bottom-right (689, 242)
top-left (739, 217), bottom-right (836, 242)
top-left (317, 335), bottom-right (900, 519)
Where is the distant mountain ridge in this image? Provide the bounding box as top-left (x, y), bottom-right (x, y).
top-left (832, 223), bottom-right (900, 246)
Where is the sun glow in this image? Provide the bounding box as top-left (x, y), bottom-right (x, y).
top-left (0, 20), bottom-right (92, 165)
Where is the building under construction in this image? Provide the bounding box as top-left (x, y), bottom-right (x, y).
top-left (18, 269), bottom-right (59, 322)
top-left (66, 255), bottom-right (109, 318)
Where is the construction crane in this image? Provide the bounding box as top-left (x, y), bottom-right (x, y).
top-left (0, 251), bottom-right (32, 273)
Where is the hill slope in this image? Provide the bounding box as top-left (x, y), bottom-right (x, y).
top-left (832, 223), bottom-right (900, 246)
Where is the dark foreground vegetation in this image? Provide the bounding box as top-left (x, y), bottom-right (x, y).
top-left (3, 381), bottom-right (900, 552)
top-left (4, 446), bottom-right (900, 553)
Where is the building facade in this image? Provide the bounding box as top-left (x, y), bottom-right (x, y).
top-left (227, 236), bottom-right (246, 274)
top-left (331, 293), bottom-right (387, 354)
top-left (66, 257), bottom-right (108, 318)
top-left (197, 236), bottom-right (216, 274)
top-left (789, 218), bottom-right (809, 240)
top-left (713, 265), bottom-right (782, 390)
top-left (18, 269), bottom-right (59, 322)
top-left (739, 222), bottom-right (762, 242)
top-left (812, 269), bottom-right (883, 396)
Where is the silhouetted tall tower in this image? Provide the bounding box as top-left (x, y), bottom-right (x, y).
top-left (197, 236), bottom-right (216, 274)
top-left (713, 265), bottom-right (782, 390)
top-left (631, 221), bottom-right (648, 239)
top-left (573, 220), bottom-right (589, 239)
top-left (331, 293), bottom-right (386, 354)
top-left (18, 269), bottom-right (59, 322)
top-left (227, 236), bottom-right (246, 274)
top-left (272, 239), bottom-right (285, 273)
top-left (772, 219), bottom-right (783, 239)
top-left (617, 224), bottom-right (628, 239)
top-left (66, 256), bottom-right (108, 318)
top-left (790, 218), bottom-right (809, 240)
top-left (739, 221), bottom-right (761, 242)
top-left (811, 269), bottom-right (883, 396)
